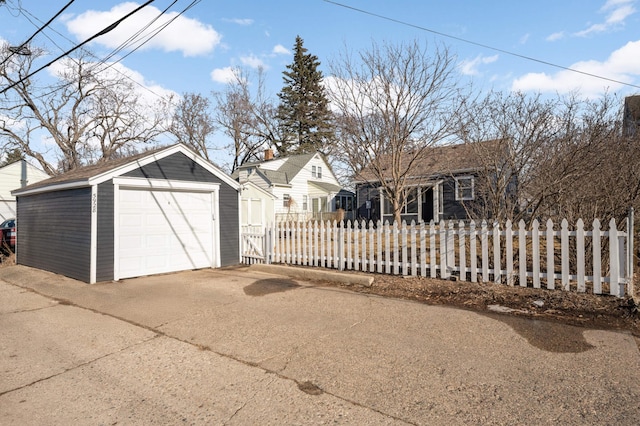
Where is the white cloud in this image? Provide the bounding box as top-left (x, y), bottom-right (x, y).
top-left (210, 67), bottom-right (238, 84)
top-left (239, 54), bottom-right (266, 69)
top-left (519, 33), bottom-right (530, 45)
top-left (459, 54), bottom-right (499, 76)
top-left (47, 59), bottom-right (178, 107)
top-left (64, 2), bottom-right (221, 57)
top-left (546, 31), bottom-right (565, 42)
top-left (272, 44), bottom-right (290, 55)
top-left (224, 18), bottom-right (253, 26)
top-left (575, 0), bottom-right (636, 36)
top-left (511, 39), bottom-right (640, 97)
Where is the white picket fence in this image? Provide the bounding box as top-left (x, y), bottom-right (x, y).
top-left (241, 214), bottom-right (635, 297)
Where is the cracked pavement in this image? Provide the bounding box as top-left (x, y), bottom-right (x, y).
top-left (1, 265), bottom-right (640, 425)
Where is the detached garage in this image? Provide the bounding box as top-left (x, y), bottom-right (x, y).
top-left (12, 144), bottom-right (240, 283)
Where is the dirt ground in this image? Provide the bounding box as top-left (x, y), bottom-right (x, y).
top-left (317, 271), bottom-right (640, 337)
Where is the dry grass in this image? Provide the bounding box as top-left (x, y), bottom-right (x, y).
top-left (0, 252), bottom-right (15, 267)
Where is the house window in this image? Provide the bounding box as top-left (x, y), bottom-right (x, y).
top-left (455, 176), bottom-right (474, 201)
top-left (311, 166), bottom-right (317, 178)
top-left (302, 195), bottom-right (308, 211)
top-left (283, 194), bottom-right (291, 208)
top-left (382, 187), bottom-right (419, 215)
top-left (317, 166), bottom-right (322, 179)
top-left (312, 197), bottom-right (328, 212)
top-left (334, 195), bottom-right (353, 211)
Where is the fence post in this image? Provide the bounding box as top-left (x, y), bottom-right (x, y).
top-left (447, 222), bottom-right (455, 277)
top-left (627, 207), bottom-right (635, 297)
top-left (458, 220), bottom-right (466, 281)
top-left (470, 220), bottom-right (477, 283)
top-left (609, 218), bottom-right (620, 297)
top-left (561, 219), bottom-right (569, 291)
top-left (519, 220), bottom-right (527, 287)
top-left (265, 224), bottom-right (271, 264)
top-left (440, 222), bottom-right (449, 279)
top-left (592, 219), bottom-right (602, 294)
top-left (481, 220), bottom-right (489, 283)
top-left (532, 220), bottom-right (540, 289)
top-left (338, 222), bottom-right (345, 271)
top-left (546, 219), bottom-right (555, 290)
top-left (576, 219), bottom-right (585, 292)
top-left (505, 220), bottom-right (513, 286)
top-left (493, 222), bottom-right (501, 284)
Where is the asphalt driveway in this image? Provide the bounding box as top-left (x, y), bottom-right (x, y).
top-left (1, 265), bottom-right (639, 425)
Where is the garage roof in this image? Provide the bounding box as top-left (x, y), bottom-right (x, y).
top-left (13, 144), bottom-right (239, 196)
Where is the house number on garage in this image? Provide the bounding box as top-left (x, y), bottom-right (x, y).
top-left (92, 193), bottom-right (97, 213)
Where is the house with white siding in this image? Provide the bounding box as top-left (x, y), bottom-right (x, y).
top-left (233, 149), bottom-right (353, 223)
top-left (0, 160), bottom-right (50, 221)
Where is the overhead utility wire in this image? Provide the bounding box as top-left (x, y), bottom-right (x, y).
top-left (0, 0), bottom-right (157, 95)
top-left (0, 0), bottom-right (76, 67)
top-left (322, 0), bottom-right (640, 91)
top-left (96, 0), bottom-right (180, 66)
top-left (14, 2), bottom-right (170, 101)
top-left (101, 0), bottom-right (201, 69)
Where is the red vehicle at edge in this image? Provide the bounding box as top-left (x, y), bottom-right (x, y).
top-left (1, 218), bottom-right (16, 254)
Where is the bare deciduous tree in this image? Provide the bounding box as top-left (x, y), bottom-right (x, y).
top-left (457, 91), bottom-right (640, 225)
top-left (212, 67), bottom-right (282, 172)
top-left (169, 92), bottom-right (216, 161)
top-left (0, 47), bottom-right (166, 174)
top-left (327, 40), bottom-right (464, 224)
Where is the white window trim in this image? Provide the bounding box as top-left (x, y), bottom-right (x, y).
top-left (455, 176), bottom-right (475, 201)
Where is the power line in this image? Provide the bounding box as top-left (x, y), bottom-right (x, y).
top-left (5, 0), bottom-right (202, 106)
top-left (100, 0), bottom-right (201, 70)
top-left (14, 4), bottom-right (170, 102)
top-left (322, 0), bottom-right (640, 91)
top-left (0, 0), bottom-right (157, 95)
top-left (0, 0), bottom-right (76, 68)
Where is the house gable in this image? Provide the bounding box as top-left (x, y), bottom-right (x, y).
top-left (0, 160), bottom-right (50, 220)
top-left (237, 152), bottom-right (345, 217)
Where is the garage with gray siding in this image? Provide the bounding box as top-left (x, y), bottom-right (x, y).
top-left (13, 144), bottom-right (240, 283)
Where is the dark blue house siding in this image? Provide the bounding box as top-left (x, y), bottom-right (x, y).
top-left (96, 181), bottom-right (114, 282)
top-left (441, 179), bottom-right (468, 221)
top-left (16, 187), bottom-right (91, 282)
top-left (123, 152), bottom-right (239, 266)
top-left (356, 175), bottom-right (473, 223)
top-left (356, 183), bottom-right (381, 223)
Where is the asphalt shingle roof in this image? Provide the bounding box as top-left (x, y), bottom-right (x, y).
top-left (15, 145), bottom-right (172, 192)
top-left (355, 140), bottom-right (503, 182)
top-left (236, 152), bottom-right (318, 185)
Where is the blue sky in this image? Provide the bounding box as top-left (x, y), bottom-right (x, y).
top-left (2, 0), bottom-right (639, 97)
top-left (1, 0), bottom-right (639, 166)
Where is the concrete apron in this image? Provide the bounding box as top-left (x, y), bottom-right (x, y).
top-left (1, 264), bottom-right (639, 425)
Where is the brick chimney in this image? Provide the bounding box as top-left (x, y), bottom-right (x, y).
top-left (264, 148), bottom-right (274, 160)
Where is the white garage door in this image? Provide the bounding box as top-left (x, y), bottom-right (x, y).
top-left (117, 189), bottom-right (214, 279)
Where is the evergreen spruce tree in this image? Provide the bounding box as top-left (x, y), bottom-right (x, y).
top-left (276, 36), bottom-right (334, 155)
top-left (1, 148), bottom-right (24, 166)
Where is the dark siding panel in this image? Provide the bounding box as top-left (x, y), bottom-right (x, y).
top-left (96, 181), bottom-right (114, 281)
top-left (442, 178), bottom-right (468, 220)
top-left (16, 188), bottom-right (91, 282)
top-left (218, 184), bottom-right (239, 266)
top-left (355, 183), bottom-right (381, 222)
top-left (124, 152), bottom-right (240, 267)
top-left (124, 152), bottom-right (217, 182)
